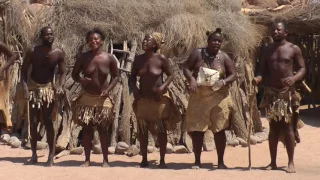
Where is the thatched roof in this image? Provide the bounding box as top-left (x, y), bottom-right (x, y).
top-left (244, 4), bottom-right (320, 34)
top-left (6, 0), bottom-right (263, 64)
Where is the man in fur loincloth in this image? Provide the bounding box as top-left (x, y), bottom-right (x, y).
top-left (183, 28), bottom-right (237, 169)
top-left (253, 21), bottom-right (306, 173)
top-left (72, 28), bottom-right (119, 168)
top-left (130, 32), bottom-right (181, 169)
top-left (21, 26), bottom-right (66, 166)
top-left (0, 42), bottom-right (19, 133)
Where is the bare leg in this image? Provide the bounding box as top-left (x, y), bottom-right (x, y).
top-left (81, 124), bottom-right (94, 167)
top-left (292, 112), bottom-right (300, 143)
top-left (284, 122), bottom-right (296, 173)
top-left (42, 102), bottom-right (56, 167)
top-left (214, 130), bottom-right (228, 169)
top-left (97, 125), bottom-right (110, 168)
top-left (29, 105), bottom-right (39, 165)
top-left (158, 131), bottom-right (167, 169)
top-left (190, 131), bottom-right (204, 169)
top-left (138, 129), bottom-right (149, 168)
top-left (266, 121), bottom-right (279, 170)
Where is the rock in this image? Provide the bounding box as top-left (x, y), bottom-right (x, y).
top-left (203, 130), bottom-right (215, 151)
top-left (37, 141), bottom-right (48, 150)
top-left (108, 146), bottom-right (116, 154)
top-left (147, 146), bottom-right (155, 153)
top-left (184, 133), bottom-right (193, 153)
top-left (92, 144), bottom-right (102, 154)
top-left (10, 140), bottom-right (21, 148)
top-left (9, 136), bottom-right (20, 144)
top-left (11, 133), bottom-right (21, 139)
top-left (25, 140), bottom-right (31, 149)
top-left (254, 136), bottom-right (264, 144)
top-left (0, 134), bottom-right (10, 144)
top-left (70, 147), bottom-right (84, 155)
top-left (173, 145), bottom-right (188, 154)
top-left (250, 136), bottom-right (258, 145)
top-left (237, 137), bottom-right (248, 147)
top-left (203, 142), bottom-right (215, 151)
top-left (227, 139), bottom-right (240, 147)
top-left (166, 143), bottom-right (173, 154)
top-left (255, 132), bottom-right (268, 142)
top-left (126, 145), bottom-right (140, 157)
top-left (116, 142), bottom-right (129, 154)
top-left (54, 150), bottom-right (70, 159)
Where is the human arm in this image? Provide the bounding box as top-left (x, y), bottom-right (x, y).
top-left (212, 53), bottom-right (237, 90)
top-left (253, 47), bottom-right (268, 86)
top-left (129, 56), bottom-right (140, 99)
top-left (55, 50), bottom-right (66, 96)
top-left (101, 55), bottom-right (119, 96)
top-left (71, 54), bottom-right (91, 85)
top-left (282, 45), bottom-right (306, 86)
top-left (221, 53), bottom-right (236, 85)
top-left (156, 55), bottom-right (173, 94)
top-left (0, 43), bottom-right (19, 81)
top-left (183, 49), bottom-right (199, 93)
top-left (20, 48), bottom-right (32, 98)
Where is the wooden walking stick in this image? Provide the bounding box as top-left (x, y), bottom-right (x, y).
top-left (247, 86), bottom-right (256, 170)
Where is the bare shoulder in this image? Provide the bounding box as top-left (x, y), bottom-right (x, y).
top-left (192, 48), bottom-right (202, 55)
top-left (219, 50), bottom-right (231, 59)
top-left (158, 53), bottom-right (168, 61)
top-left (289, 43), bottom-right (301, 52)
top-left (53, 47), bottom-right (65, 57)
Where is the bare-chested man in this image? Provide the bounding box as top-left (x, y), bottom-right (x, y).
top-left (72, 28), bottom-right (119, 168)
top-left (0, 43), bottom-right (19, 133)
top-left (253, 21), bottom-right (306, 173)
top-left (21, 26), bottom-right (66, 166)
top-left (130, 32), bottom-right (181, 169)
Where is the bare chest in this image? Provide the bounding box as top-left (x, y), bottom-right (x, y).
top-left (31, 51), bottom-right (59, 69)
top-left (137, 58), bottom-right (162, 77)
top-left (268, 48), bottom-right (294, 65)
top-left (82, 56), bottom-right (110, 77)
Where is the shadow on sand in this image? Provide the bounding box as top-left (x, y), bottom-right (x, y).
top-left (299, 107), bottom-right (320, 128)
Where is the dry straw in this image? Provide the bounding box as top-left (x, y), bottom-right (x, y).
top-left (6, 0), bottom-right (264, 64)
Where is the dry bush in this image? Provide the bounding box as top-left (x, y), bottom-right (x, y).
top-left (7, 0), bottom-right (264, 64)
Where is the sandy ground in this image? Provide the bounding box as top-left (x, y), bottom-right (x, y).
top-left (0, 107), bottom-right (319, 180)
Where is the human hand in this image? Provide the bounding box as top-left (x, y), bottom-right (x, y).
top-left (252, 76), bottom-right (262, 86)
top-left (188, 78), bottom-right (197, 94)
top-left (80, 77), bottom-right (92, 86)
top-left (282, 77), bottom-right (296, 87)
top-left (212, 80), bottom-right (224, 91)
top-left (101, 89), bottom-right (110, 97)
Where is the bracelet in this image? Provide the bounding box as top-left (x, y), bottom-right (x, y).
top-left (221, 79), bottom-right (226, 86)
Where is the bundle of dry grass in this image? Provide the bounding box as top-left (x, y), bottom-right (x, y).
top-left (250, 4), bottom-right (320, 34)
top-left (7, 0), bottom-right (263, 63)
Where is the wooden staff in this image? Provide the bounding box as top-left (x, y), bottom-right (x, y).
top-left (247, 87), bottom-right (256, 170)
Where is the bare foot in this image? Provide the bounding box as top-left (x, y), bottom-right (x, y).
top-left (217, 163), bottom-right (228, 169)
top-left (295, 130), bottom-right (300, 143)
top-left (27, 155), bottom-right (38, 165)
top-left (192, 163), bottom-right (202, 169)
top-left (265, 163), bottom-right (277, 170)
top-left (80, 161), bottom-right (90, 167)
top-left (140, 160), bottom-right (149, 168)
top-left (287, 163), bottom-right (296, 173)
top-left (45, 159), bottom-right (54, 167)
top-left (158, 161), bottom-right (167, 169)
top-left (102, 161), bottom-right (110, 168)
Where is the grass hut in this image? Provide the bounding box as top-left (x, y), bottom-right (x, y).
top-left (1, 0), bottom-right (265, 153)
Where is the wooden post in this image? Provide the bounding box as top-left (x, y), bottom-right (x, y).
top-left (119, 40), bottom-right (137, 145)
